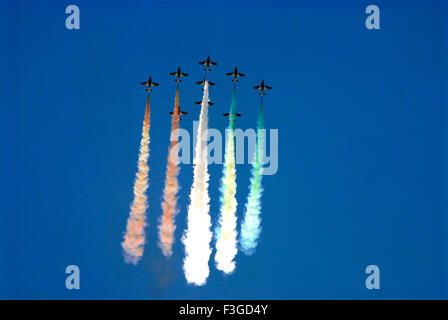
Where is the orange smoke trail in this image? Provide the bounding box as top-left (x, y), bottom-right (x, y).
top-left (121, 94), bottom-right (151, 265)
top-left (158, 85), bottom-right (181, 257)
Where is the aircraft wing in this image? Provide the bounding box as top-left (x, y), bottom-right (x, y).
top-left (254, 85), bottom-right (261, 89)
top-left (226, 72), bottom-right (234, 76)
top-left (140, 81), bottom-right (148, 85)
top-left (238, 73), bottom-right (245, 77)
top-left (180, 111), bottom-right (188, 115)
top-left (182, 72), bottom-right (188, 76)
top-left (199, 61), bottom-right (206, 65)
top-left (265, 85), bottom-right (272, 89)
top-left (152, 82), bottom-right (159, 86)
top-left (169, 72), bottom-right (176, 75)
top-left (211, 61), bottom-right (217, 65)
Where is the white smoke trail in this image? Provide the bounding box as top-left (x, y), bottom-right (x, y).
top-left (182, 81), bottom-right (212, 286)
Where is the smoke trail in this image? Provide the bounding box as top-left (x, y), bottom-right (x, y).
top-left (214, 86), bottom-right (238, 273)
top-left (240, 97), bottom-right (264, 255)
top-left (121, 95), bottom-right (151, 264)
top-left (158, 85), bottom-right (181, 257)
top-left (182, 81), bottom-right (213, 286)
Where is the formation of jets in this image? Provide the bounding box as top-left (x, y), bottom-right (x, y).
top-left (169, 108), bottom-right (188, 119)
top-left (227, 67), bottom-right (245, 83)
top-left (196, 76), bottom-right (215, 86)
top-left (170, 67), bottom-right (188, 82)
top-left (140, 76), bottom-right (159, 92)
top-left (223, 111), bottom-right (242, 117)
top-left (140, 56), bottom-right (271, 119)
top-left (253, 80), bottom-right (272, 96)
top-left (195, 100), bottom-right (214, 106)
top-left (199, 56), bottom-right (217, 71)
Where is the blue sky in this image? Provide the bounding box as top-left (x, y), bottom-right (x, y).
top-left (0, 0), bottom-right (447, 299)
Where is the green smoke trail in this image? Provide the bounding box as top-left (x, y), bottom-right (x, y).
top-left (227, 86), bottom-right (237, 130)
top-left (214, 85), bottom-right (238, 273)
top-left (240, 97), bottom-right (264, 255)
